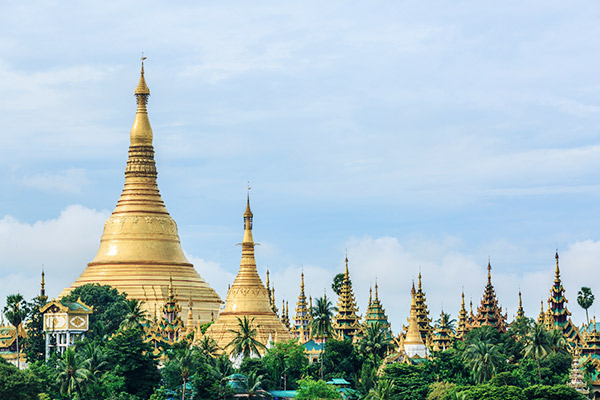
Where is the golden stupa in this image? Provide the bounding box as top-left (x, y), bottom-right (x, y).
top-left (60, 60), bottom-right (222, 323)
top-left (205, 196), bottom-right (292, 353)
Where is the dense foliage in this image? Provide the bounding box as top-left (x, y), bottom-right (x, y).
top-left (0, 285), bottom-right (594, 400)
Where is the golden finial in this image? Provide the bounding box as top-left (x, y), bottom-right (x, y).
top-left (40, 267), bottom-right (47, 300)
top-left (344, 252), bottom-right (349, 279)
top-left (300, 270), bottom-right (305, 290)
top-left (135, 53), bottom-right (150, 97)
top-left (375, 279), bottom-right (379, 301)
top-left (418, 271), bottom-right (422, 292)
top-left (368, 286), bottom-right (372, 305)
top-left (555, 250), bottom-right (560, 278)
top-left (411, 280), bottom-right (416, 296)
top-left (487, 259), bottom-right (492, 283)
top-left (461, 291), bottom-right (465, 306)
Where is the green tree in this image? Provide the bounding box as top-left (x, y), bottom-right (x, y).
top-left (262, 339), bottom-right (308, 390)
top-left (22, 295), bottom-right (46, 363)
top-left (523, 323), bottom-right (551, 381)
top-left (3, 293), bottom-right (31, 369)
top-left (0, 357), bottom-right (42, 400)
top-left (577, 287), bottom-right (594, 325)
top-left (331, 273), bottom-right (346, 296)
top-left (120, 298), bottom-right (149, 330)
top-left (226, 316), bottom-right (266, 360)
top-left (198, 335), bottom-right (220, 359)
top-left (245, 371), bottom-right (265, 398)
top-left (435, 312), bottom-right (456, 333)
top-left (365, 378), bottom-right (395, 400)
top-left (62, 283), bottom-right (129, 338)
top-left (356, 362), bottom-right (377, 397)
top-left (171, 347), bottom-right (197, 400)
top-left (358, 323), bottom-right (392, 365)
top-left (310, 296), bottom-right (334, 380)
top-left (457, 384), bottom-right (525, 400)
top-left (427, 381), bottom-right (456, 400)
top-left (295, 377), bottom-right (341, 400)
top-left (523, 384), bottom-right (587, 400)
top-left (381, 363), bottom-right (434, 400)
top-left (56, 347), bottom-right (91, 398)
top-left (104, 326), bottom-right (160, 399)
top-left (462, 339), bottom-right (503, 383)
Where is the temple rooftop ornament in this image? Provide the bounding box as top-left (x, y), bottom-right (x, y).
top-left (403, 284), bottom-right (428, 358)
top-left (455, 291), bottom-right (468, 339)
top-left (204, 195), bottom-right (292, 353)
top-left (60, 59), bottom-right (221, 324)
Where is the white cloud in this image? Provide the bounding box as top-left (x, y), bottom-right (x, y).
top-left (21, 168), bottom-right (89, 194)
top-left (0, 205), bottom-right (109, 308)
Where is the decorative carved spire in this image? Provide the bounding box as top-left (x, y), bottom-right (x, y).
top-left (456, 291), bottom-right (468, 339)
top-left (472, 260), bottom-right (506, 332)
top-left (40, 268), bottom-right (47, 302)
top-left (516, 291), bottom-right (525, 319)
top-left (332, 255), bottom-right (361, 340)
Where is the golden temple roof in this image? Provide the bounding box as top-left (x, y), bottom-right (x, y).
top-left (60, 61), bottom-right (221, 324)
top-left (404, 286), bottom-right (425, 346)
top-left (204, 196), bottom-right (292, 353)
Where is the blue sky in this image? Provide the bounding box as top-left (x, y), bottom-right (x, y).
top-left (1, 1), bottom-right (600, 331)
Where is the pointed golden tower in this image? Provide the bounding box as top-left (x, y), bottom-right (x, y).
top-left (516, 291), bottom-right (525, 320)
top-left (204, 195), bottom-right (292, 353)
top-left (331, 256), bottom-right (362, 341)
top-left (403, 284), bottom-right (428, 358)
top-left (456, 291), bottom-right (468, 339)
top-left (60, 61), bottom-right (222, 324)
top-left (471, 261), bottom-right (507, 332)
top-left (293, 271), bottom-right (312, 343)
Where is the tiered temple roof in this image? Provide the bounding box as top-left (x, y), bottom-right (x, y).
top-left (432, 309), bottom-right (453, 352)
top-left (547, 252), bottom-right (581, 345)
top-left (471, 261), bottom-right (507, 332)
top-left (331, 257), bottom-right (362, 341)
top-left (455, 292), bottom-right (468, 339)
top-left (414, 273), bottom-right (433, 343)
top-left (60, 62), bottom-right (221, 323)
top-left (293, 272), bottom-right (312, 343)
top-left (364, 282), bottom-right (392, 339)
top-left (204, 196), bottom-right (292, 353)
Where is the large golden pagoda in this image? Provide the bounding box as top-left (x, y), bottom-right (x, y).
top-left (60, 61), bottom-right (222, 323)
top-left (204, 196), bottom-right (292, 353)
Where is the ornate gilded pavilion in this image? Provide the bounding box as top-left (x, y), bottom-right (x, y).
top-left (60, 62), bottom-right (221, 324)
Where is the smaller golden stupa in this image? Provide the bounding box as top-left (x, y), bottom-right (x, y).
top-left (205, 196), bottom-right (292, 353)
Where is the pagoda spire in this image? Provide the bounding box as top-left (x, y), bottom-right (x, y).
top-left (433, 309), bottom-right (452, 351)
top-left (472, 260), bottom-right (506, 332)
top-left (546, 251), bottom-right (581, 344)
top-left (204, 195), bottom-right (292, 353)
top-left (39, 268), bottom-right (48, 302)
top-left (293, 271), bottom-right (311, 342)
top-left (403, 285), bottom-right (428, 358)
top-left (456, 291), bottom-right (468, 339)
top-left (363, 280), bottom-right (392, 339)
top-left (186, 297), bottom-right (194, 336)
top-left (516, 291), bottom-right (525, 319)
top-left (332, 255), bottom-right (361, 340)
top-left (537, 300), bottom-right (546, 325)
top-left (413, 272), bottom-right (433, 344)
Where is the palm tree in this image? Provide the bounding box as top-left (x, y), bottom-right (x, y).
top-left (174, 347), bottom-right (196, 400)
top-left (523, 323), bottom-right (551, 381)
top-left (462, 338), bottom-right (502, 383)
top-left (245, 370), bottom-right (265, 399)
top-left (57, 347), bottom-right (91, 398)
top-left (435, 312), bottom-right (457, 333)
top-left (78, 341), bottom-right (107, 381)
top-left (3, 294), bottom-right (30, 369)
top-left (578, 287), bottom-right (595, 325)
top-left (548, 329), bottom-right (567, 354)
top-left (226, 316), bottom-right (266, 360)
top-left (358, 323), bottom-right (391, 365)
top-left (198, 335), bottom-right (220, 359)
top-left (365, 379), bottom-right (395, 400)
top-left (310, 296), bottom-right (334, 380)
top-left (120, 298), bottom-right (149, 330)
top-left (211, 354), bottom-right (233, 400)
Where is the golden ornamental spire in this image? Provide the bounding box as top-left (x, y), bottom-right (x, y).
top-left (130, 56), bottom-right (154, 149)
top-left (368, 286), bottom-right (372, 306)
top-left (375, 280), bottom-right (379, 301)
top-left (487, 259), bottom-right (492, 284)
top-left (555, 250), bottom-right (560, 279)
top-left (418, 272), bottom-right (422, 292)
top-left (40, 268), bottom-right (47, 301)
